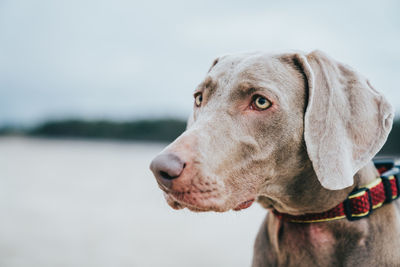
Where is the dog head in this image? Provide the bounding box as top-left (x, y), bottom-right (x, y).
top-left (150, 50), bottom-right (394, 214)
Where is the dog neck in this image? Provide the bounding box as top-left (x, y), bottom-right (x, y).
top-left (264, 210), bottom-right (371, 266)
top-left (273, 161), bottom-right (399, 223)
top-left (261, 162), bottom-right (400, 265)
top-left (353, 161), bottom-right (380, 188)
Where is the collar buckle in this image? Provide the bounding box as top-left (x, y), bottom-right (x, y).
top-left (343, 188), bottom-right (373, 221)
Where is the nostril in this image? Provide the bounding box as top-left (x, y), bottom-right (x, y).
top-left (159, 170), bottom-right (178, 180)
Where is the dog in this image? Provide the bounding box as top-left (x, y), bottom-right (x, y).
top-left (149, 50), bottom-right (398, 266)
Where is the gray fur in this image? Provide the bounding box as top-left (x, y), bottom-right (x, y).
top-left (150, 50), bottom-right (397, 266)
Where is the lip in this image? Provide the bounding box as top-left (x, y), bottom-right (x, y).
top-left (233, 199), bottom-right (255, 211)
top-left (169, 198), bottom-right (222, 212)
top-left (163, 189), bottom-right (255, 212)
top-left (165, 190), bottom-right (223, 212)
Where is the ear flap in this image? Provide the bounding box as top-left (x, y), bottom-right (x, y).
top-left (295, 50), bottom-right (394, 190)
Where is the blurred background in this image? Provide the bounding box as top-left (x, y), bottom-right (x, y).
top-left (0, 0), bottom-right (399, 266)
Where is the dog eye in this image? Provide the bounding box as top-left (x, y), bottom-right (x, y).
top-left (194, 93), bottom-right (203, 107)
top-left (251, 95), bottom-right (271, 110)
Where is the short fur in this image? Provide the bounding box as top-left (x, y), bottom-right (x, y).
top-left (150, 50), bottom-right (397, 266)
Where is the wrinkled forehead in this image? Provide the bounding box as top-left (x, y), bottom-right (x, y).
top-left (210, 53), bottom-right (272, 82)
top-left (198, 52), bottom-right (293, 99)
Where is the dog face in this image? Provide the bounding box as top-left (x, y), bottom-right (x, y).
top-left (150, 51), bottom-right (393, 214)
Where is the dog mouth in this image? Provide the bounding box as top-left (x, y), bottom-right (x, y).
top-left (163, 189), bottom-right (255, 212)
top-left (233, 199), bottom-right (255, 211)
top-left (167, 189), bottom-right (224, 212)
top-left (157, 179), bottom-right (256, 212)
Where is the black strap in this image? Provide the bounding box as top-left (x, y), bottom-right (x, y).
top-left (366, 188), bottom-right (373, 212)
top-left (381, 176), bottom-right (393, 203)
top-left (380, 167), bottom-right (400, 202)
top-left (343, 198), bottom-right (354, 221)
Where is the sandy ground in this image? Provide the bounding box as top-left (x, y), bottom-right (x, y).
top-left (0, 137), bottom-right (267, 267)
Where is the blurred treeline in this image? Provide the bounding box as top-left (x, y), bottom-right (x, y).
top-left (0, 119), bottom-right (186, 142)
top-left (0, 119), bottom-right (399, 155)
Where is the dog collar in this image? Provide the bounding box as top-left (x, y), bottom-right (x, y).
top-left (273, 159), bottom-right (400, 223)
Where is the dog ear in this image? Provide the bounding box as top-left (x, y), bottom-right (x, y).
top-left (294, 50), bottom-right (394, 190)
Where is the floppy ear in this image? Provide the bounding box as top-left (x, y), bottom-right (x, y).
top-left (294, 50), bottom-right (394, 190)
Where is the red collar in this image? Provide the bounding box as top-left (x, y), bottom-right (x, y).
top-left (273, 160), bottom-right (400, 223)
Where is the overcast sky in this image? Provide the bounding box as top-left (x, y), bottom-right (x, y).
top-left (0, 0), bottom-right (399, 126)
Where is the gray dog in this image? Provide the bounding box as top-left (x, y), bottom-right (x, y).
top-left (150, 50), bottom-right (398, 266)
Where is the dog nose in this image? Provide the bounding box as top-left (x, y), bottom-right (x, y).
top-left (150, 153), bottom-right (185, 187)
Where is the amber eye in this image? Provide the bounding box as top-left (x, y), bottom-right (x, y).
top-left (194, 93), bottom-right (203, 107)
top-left (252, 95), bottom-right (271, 110)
